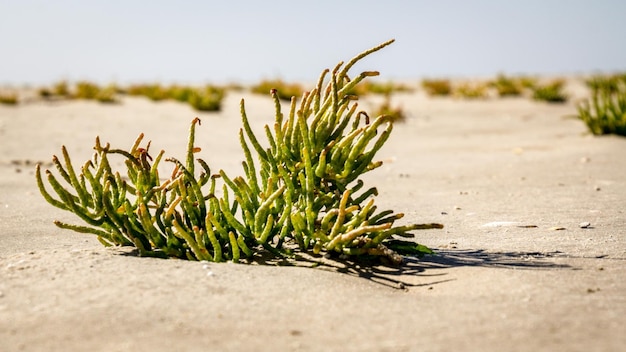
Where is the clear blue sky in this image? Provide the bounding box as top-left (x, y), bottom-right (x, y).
top-left (1, 0), bottom-right (625, 85)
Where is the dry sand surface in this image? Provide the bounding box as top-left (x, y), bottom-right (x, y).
top-left (1, 81), bottom-right (625, 352)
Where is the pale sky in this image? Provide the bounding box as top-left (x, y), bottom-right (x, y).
top-left (1, 0), bottom-right (625, 85)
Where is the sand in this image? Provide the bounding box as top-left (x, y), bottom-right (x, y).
top-left (1, 81), bottom-right (625, 352)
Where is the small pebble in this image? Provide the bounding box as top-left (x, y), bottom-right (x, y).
top-left (579, 222), bottom-right (591, 229)
top-left (594, 186), bottom-right (601, 191)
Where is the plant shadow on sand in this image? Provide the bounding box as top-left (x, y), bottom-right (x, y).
top-left (116, 247), bottom-right (573, 290)
top-left (248, 248), bottom-right (574, 290)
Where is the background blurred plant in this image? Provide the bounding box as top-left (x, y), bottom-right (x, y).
top-left (453, 82), bottom-right (488, 99)
top-left (251, 79), bottom-right (304, 101)
top-left (39, 81), bottom-right (71, 99)
top-left (74, 81), bottom-right (102, 100)
top-left (167, 85), bottom-right (195, 103)
top-left (187, 86), bottom-right (225, 112)
top-left (127, 84), bottom-right (169, 101)
top-left (517, 76), bottom-right (538, 90)
top-left (531, 80), bottom-right (567, 103)
top-left (37, 40), bottom-right (440, 264)
top-left (490, 74), bottom-right (522, 97)
top-left (123, 84), bottom-right (225, 111)
top-left (95, 85), bottom-right (119, 104)
top-left (577, 79), bottom-right (626, 136)
top-left (0, 92), bottom-right (18, 105)
top-left (374, 96), bottom-right (406, 122)
top-left (585, 73), bottom-right (626, 94)
top-left (347, 81), bottom-right (413, 96)
top-left (421, 79), bottom-right (451, 96)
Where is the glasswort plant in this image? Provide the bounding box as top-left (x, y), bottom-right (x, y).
top-left (36, 39), bottom-right (442, 264)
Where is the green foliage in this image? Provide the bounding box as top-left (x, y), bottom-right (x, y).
top-left (39, 81), bottom-right (71, 99)
top-left (531, 80), bottom-right (567, 103)
top-left (0, 92), bottom-right (18, 105)
top-left (54, 81), bottom-right (70, 96)
top-left (167, 85), bottom-right (195, 103)
top-left (251, 79), bottom-right (304, 101)
top-left (74, 82), bottom-right (102, 100)
top-left (585, 74), bottom-right (626, 94)
top-left (37, 40), bottom-right (441, 264)
top-left (454, 82), bottom-right (488, 99)
top-left (421, 79), bottom-right (451, 96)
top-left (95, 86), bottom-right (119, 104)
top-left (490, 74), bottom-right (522, 97)
top-left (374, 96), bottom-right (406, 122)
top-left (577, 80), bottom-right (626, 136)
top-left (127, 84), bottom-right (169, 101)
top-left (125, 84), bottom-right (225, 112)
top-left (187, 86), bottom-right (225, 112)
top-left (517, 76), bottom-right (538, 89)
top-left (347, 81), bottom-right (413, 96)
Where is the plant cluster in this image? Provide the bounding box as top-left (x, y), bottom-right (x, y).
top-left (453, 82), bottom-right (488, 99)
top-left (126, 84), bottom-right (225, 112)
top-left (250, 79), bottom-right (304, 101)
top-left (421, 79), bottom-right (452, 96)
top-left (489, 74), bottom-right (523, 97)
top-left (347, 80), bottom-right (413, 96)
top-left (374, 97), bottom-right (406, 123)
top-left (585, 73), bottom-right (626, 94)
top-left (0, 92), bottom-right (18, 105)
top-left (37, 40), bottom-right (441, 264)
top-left (531, 79), bottom-right (567, 103)
top-left (421, 75), bottom-right (569, 103)
top-left (578, 76), bottom-right (626, 136)
top-left (39, 81), bottom-right (119, 103)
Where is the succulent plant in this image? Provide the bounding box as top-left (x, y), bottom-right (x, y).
top-left (36, 39), bottom-right (441, 264)
top-left (578, 79), bottom-right (626, 136)
top-left (531, 80), bottom-right (567, 103)
top-left (421, 79), bottom-right (451, 96)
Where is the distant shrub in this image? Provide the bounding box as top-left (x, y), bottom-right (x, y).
top-left (532, 80), bottom-right (568, 103)
top-left (124, 84), bottom-right (225, 111)
top-left (95, 86), bottom-right (119, 104)
top-left (585, 74), bottom-right (626, 94)
top-left (577, 81), bottom-right (626, 136)
top-left (454, 82), bottom-right (488, 99)
top-left (74, 82), bottom-right (101, 100)
top-left (54, 81), bottom-right (70, 96)
top-left (39, 80), bottom-right (71, 99)
top-left (421, 79), bottom-right (451, 96)
top-left (38, 88), bottom-right (53, 98)
top-left (517, 76), bottom-right (538, 89)
top-left (374, 97), bottom-right (406, 123)
top-left (187, 86), bottom-right (225, 112)
top-left (0, 92), bottom-right (18, 105)
top-left (167, 85), bottom-right (194, 103)
top-left (347, 81), bottom-right (413, 96)
top-left (251, 79), bottom-right (303, 101)
top-left (490, 74), bottom-right (522, 96)
top-left (126, 84), bottom-right (169, 101)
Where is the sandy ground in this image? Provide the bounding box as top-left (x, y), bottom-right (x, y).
top-left (1, 81), bottom-right (625, 352)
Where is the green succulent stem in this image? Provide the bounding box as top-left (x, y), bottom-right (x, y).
top-left (36, 40), bottom-right (442, 264)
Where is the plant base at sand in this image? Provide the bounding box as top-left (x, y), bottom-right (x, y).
top-left (37, 40), bottom-right (441, 264)
top-left (578, 76), bottom-right (626, 136)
